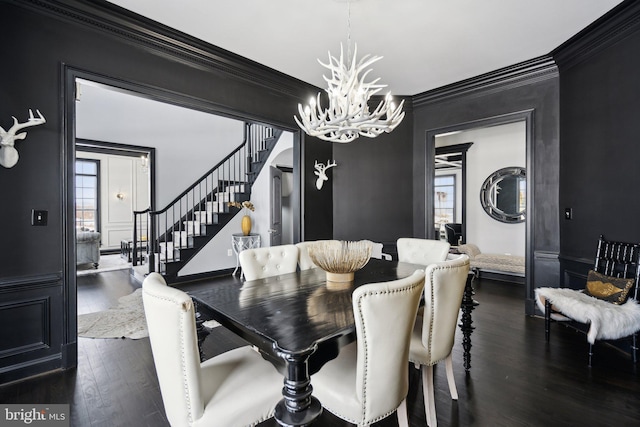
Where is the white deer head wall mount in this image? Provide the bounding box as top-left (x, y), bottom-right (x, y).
top-left (314, 159), bottom-right (337, 190)
top-left (0, 109), bottom-right (46, 168)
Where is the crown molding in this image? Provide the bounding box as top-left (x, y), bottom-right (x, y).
top-left (412, 56), bottom-right (558, 107)
top-left (10, 0), bottom-right (318, 98)
top-left (552, 0), bottom-right (640, 72)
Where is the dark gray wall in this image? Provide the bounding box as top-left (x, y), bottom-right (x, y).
top-left (0, 0), bottom-right (329, 382)
top-left (332, 99), bottom-right (414, 250)
top-left (558, 4), bottom-right (640, 258)
top-left (556, 1), bottom-right (640, 283)
top-left (303, 138), bottom-right (333, 241)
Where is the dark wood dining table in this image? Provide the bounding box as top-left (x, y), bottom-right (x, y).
top-left (189, 259), bottom-right (476, 427)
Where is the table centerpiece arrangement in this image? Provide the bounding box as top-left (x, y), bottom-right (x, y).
top-left (308, 240), bottom-right (372, 285)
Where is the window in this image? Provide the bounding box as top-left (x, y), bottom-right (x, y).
top-left (434, 174), bottom-right (456, 228)
top-left (75, 159), bottom-right (100, 231)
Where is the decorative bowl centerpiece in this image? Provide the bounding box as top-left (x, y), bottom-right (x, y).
top-left (308, 240), bottom-right (372, 284)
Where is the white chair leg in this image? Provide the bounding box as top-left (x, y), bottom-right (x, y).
top-left (422, 365), bottom-right (437, 427)
top-left (396, 399), bottom-right (409, 427)
top-left (445, 354), bottom-right (458, 400)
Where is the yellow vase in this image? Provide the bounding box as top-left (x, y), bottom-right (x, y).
top-left (241, 215), bottom-right (252, 236)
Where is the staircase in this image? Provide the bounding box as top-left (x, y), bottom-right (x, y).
top-left (133, 123), bottom-right (281, 283)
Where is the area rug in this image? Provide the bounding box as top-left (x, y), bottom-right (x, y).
top-left (78, 289), bottom-right (148, 339)
top-left (78, 288), bottom-right (220, 339)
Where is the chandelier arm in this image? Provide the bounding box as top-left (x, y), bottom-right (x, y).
top-left (355, 54), bottom-right (382, 70)
top-left (359, 75), bottom-right (385, 91)
top-left (294, 115), bottom-right (307, 131)
top-left (368, 99), bottom-right (390, 117)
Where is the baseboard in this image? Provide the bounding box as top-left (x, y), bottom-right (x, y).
top-left (0, 354), bottom-right (62, 386)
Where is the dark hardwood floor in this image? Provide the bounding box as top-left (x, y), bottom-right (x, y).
top-left (2, 269), bottom-right (640, 426)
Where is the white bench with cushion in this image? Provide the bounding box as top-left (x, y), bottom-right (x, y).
top-left (458, 243), bottom-right (524, 279)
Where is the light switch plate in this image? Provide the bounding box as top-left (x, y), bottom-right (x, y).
top-left (564, 208), bottom-right (572, 220)
top-left (32, 209), bottom-right (48, 226)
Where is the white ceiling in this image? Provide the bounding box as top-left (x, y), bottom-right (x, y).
top-left (106, 0), bottom-right (623, 96)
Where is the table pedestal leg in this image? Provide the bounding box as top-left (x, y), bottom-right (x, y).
top-left (459, 273), bottom-right (478, 373)
top-left (274, 345), bottom-right (322, 427)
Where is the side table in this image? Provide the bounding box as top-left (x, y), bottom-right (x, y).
top-left (231, 233), bottom-right (261, 277)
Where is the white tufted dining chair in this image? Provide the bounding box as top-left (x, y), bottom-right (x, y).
top-left (295, 241), bottom-right (322, 271)
top-left (239, 244), bottom-right (299, 280)
top-left (311, 270), bottom-right (426, 427)
top-left (141, 272), bottom-right (283, 427)
top-left (363, 240), bottom-right (392, 260)
top-left (409, 255), bottom-right (470, 427)
top-left (397, 238), bottom-right (450, 266)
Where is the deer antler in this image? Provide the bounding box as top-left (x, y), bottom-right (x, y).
top-left (314, 160), bottom-right (337, 173)
top-left (0, 109), bottom-right (46, 168)
top-left (0, 109), bottom-right (46, 147)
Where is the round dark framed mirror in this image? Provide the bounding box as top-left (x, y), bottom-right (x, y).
top-left (480, 166), bottom-right (526, 223)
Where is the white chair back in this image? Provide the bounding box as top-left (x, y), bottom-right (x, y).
top-left (295, 241), bottom-right (320, 270)
top-left (353, 270), bottom-right (425, 422)
top-left (239, 244), bottom-right (299, 280)
top-left (142, 272), bottom-right (205, 426)
top-left (421, 255), bottom-right (470, 363)
top-left (397, 238), bottom-right (450, 266)
top-left (362, 239), bottom-right (392, 260)
top-left (369, 242), bottom-right (385, 259)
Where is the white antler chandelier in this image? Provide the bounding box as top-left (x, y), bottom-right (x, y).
top-left (294, 2), bottom-right (404, 143)
top-left (295, 45), bottom-right (405, 143)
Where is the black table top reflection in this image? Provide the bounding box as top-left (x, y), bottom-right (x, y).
top-left (190, 259), bottom-right (423, 355)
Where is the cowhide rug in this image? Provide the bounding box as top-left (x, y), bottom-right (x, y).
top-left (78, 288), bottom-right (220, 339)
top-left (78, 289), bottom-right (148, 339)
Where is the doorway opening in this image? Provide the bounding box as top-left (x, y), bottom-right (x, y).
top-left (434, 122), bottom-right (526, 257)
top-left (426, 110), bottom-right (533, 308)
top-left (64, 67), bottom-right (302, 367)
